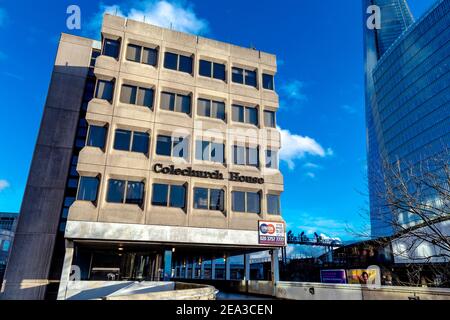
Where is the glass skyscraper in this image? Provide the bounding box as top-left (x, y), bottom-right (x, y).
top-left (364, 0), bottom-right (450, 237)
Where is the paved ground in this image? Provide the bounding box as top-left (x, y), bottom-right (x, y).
top-left (216, 291), bottom-right (275, 300)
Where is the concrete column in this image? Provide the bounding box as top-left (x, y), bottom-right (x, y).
top-left (57, 240), bottom-right (75, 300)
top-left (200, 260), bottom-right (205, 279)
top-left (211, 257), bottom-right (216, 280)
top-left (163, 250), bottom-right (172, 281)
top-left (192, 258), bottom-right (197, 279)
top-left (244, 254), bottom-right (251, 281)
top-left (225, 255), bottom-right (231, 280)
top-left (271, 249), bottom-right (280, 283)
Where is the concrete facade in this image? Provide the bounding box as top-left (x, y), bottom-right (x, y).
top-left (2, 14), bottom-right (285, 300)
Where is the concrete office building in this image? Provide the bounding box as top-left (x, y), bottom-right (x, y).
top-left (364, 0), bottom-right (450, 237)
top-left (1, 14), bottom-right (285, 300)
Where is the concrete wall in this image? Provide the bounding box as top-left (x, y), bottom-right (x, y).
top-left (69, 14), bottom-right (285, 234)
top-left (237, 281), bottom-right (450, 300)
top-left (0, 34), bottom-right (94, 300)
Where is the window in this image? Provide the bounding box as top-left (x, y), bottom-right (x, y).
top-left (86, 125), bottom-right (107, 149)
top-left (232, 67), bottom-right (257, 87)
top-left (77, 177), bottom-right (99, 202)
top-left (103, 39), bottom-right (120, 59)
top-left (113, 129), bottom-right (149, 155)
top-left (95, 80), bottom-right (114, 101)
top-left (156, 135), bottom-right (187, 158)
top-left (90, 49), bottom-right (101, 67)
top-left (232, 105), bottom-right (258, 125)
top-left (232, 146), bottom-right (259, 167)
top-left (264, 110), bottom-right (276, 128)
top-left (197, 98), bottom-right (225, 120)
top-left (152, 183), bottom-right (186, 209)
top-left (160, 92), bottom-right (191, 114)
top-left (195, 140), bottom-right (224, 163)
top-left (199, 59), bottom-right (226, 81)
top-left (265, 149), bottom-right (278, 169)
top-left (232, 191), bottom-right (260, 213)
top-left (262, 74), bottom-right (274, 90)
top-left (126, 44), bottom-right (158, 66)
top-left (194, 187), bottom-right (224, 211)
top-left (120, 84), bottom-right (154, 108)
top-left (164, 52), bottom-right (193, 74)
top-left (267, 194), bottom-right (281, 215)
top-left (2, 240), bottom-right (10, 252)
top-left (107, 179), bottom-right (144, 206)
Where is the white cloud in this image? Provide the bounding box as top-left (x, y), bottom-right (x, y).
top-left (278, 127), bottom-right (333, 170)
top-left (280, 80), bottom-right (307, 102)
top-left (86, 1), bottom-right (209, 37)
top-left (0, 179), bottom-right (10, 192)
top-left (341, 104), bottom-right (357, 115)
top-left (305, 172), bottom-right (316, 179)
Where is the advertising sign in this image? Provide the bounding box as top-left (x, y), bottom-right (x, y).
top-left (320, 269), bottom-right (347, 284)
top-left (347, 269), bottom-right (379, 285)
top-left (258, 221), bottom-right (286, 246)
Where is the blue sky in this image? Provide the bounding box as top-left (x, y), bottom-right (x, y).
top-left (0, 0), bottom-right (437, 242)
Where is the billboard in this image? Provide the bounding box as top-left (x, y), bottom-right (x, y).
top-left (258, 221), bottom-right (286, 246)
top-left (320, 269), bottom-right (347, 284)
top-left (347, 269), bottom-right (379, 285)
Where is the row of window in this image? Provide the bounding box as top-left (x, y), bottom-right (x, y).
top-left (96, 80), bottom-right (277, 127)
top-left (102, 38), bottom-right (275, 90)
top-left (86, 126), bottom-right (279, 168)
top-left (77, 177), bottom-right (281, 215)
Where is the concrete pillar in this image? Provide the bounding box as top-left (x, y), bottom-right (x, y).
top-left (271, 249), bottom-right (280, 283)
top-left (192, 258), bottom-right (196, 279)
top-left (200, 259), bottom-right (205, 279)
top-left (225, 255), bottom-right (231, 280)
top-left (211, 257), bottom-right (216, 280)
top-left (244, 254), bottom-right (251, 281)
top-left (57, 240), bottom-right (75, 300)
top-left (163, 250), bottom-right (172, 281)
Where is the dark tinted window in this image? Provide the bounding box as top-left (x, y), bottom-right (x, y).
top-left (179, 55), bottom-right (193, 74)
top-left (77, 177), bottom-right (99, 202)
top-left (232, 105), bottom-right (244, 122)
top-left (246, 107), bottom-right (258, 125)
top-left (96, 80), bottom-right (114, 101)
top-left (114, 129), bottom-right (131, 151)
top-left (232, 67), bottom-right (243, 84)
top-left (131, 132), bottom-right (149, 154)
top-left (213, 63), bottom-right (226, 81)
top-left (173, 137), bottom-right (186, 158)
top-left (232, 191), bottom-right (245, 212)
top-left (264, 110), bottom-right (276, 128)
top-left (212, 101), bottom-right (225, 120)
top-left (120, 84), bottom-right (137, 104)
top-left (210, 189), bottom-right (224, 211)
top-left (196, 140), bottom-right (209, 161)
top-left (262, 74), bottom-right (274, 90)
top-left (152, 184), bottom-right (169, 206)
top-left (194, 187), bottom-right (208, 209)
top-left (161, 92), bottom-right (175, 111)
top-left (87, 125), bottom-right (106, 149)
top-left (199, 60), bottom-right (212, 77)
top-left (247, 192), bottom-right (260, 213)
top-left (126, 181), bottom-right (144, 205)
top-left (156, 135), bottom-right (172, 156)
top-left (164, 52), bottom-right (178, 70)
top-left (126, 44), bottom-right (141, 62)
top-left (267, 194), bottom-right (280, 215)
top-left (107, 179), bottom-right (125, 203)
top-left (137, 87), bottom-right (154, 108)
top-left (142, 47), bottom-right (158, 66)
top-left (211, 142), bottom-right (224, 163)
top-left (170, 185), bottom-right (186, 208)
top-left (176, 94), bottom-right (191, 114)
top-left (197, 98), bottom-right (211, 117)
top-left (245, 70), bottom-right (257, 87)
top-left (103, 39), bottom-right (120, 58)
